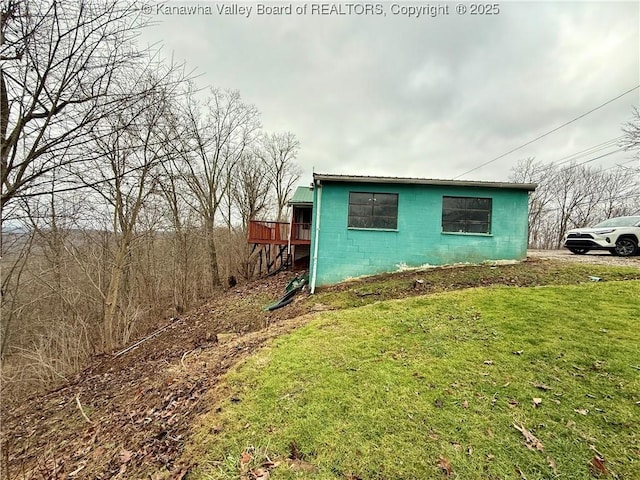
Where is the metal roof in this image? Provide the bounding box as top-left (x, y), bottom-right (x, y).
top-left (289, 186), bottom-right (314, 205)
top-left (313, 173), bottom-right (537, 191)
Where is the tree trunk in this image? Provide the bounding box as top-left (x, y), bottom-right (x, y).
top-left (102, 243), bottom-right (129, 352)
top-left (205, 219), bottom-right (220, 289)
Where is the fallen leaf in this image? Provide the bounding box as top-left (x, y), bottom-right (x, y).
top-left (240, 451), bottom-right (253, 475)
top-left (450, 442), bottom-right (462, 452)
top-left (589, 444), bottom-right (604, 456)
top-left (590, 455), bottom-right (607, 477)
top-left (92, 447), bottom-right (105, 461)
top-left (467, 446), bottom-right (473, 456)
top-left (437, 456), bottom-right (453, 476)
top-left (289, 441), bottom-right (302, 460)
top-left (533, 383), bottom-right (551, 391)
top-left (547, 456), bottom-right (558, 475)
top-left (286, 459), bottom-right (317, 472)
top-left (262, 458), bottom-right (280, 469)
top-left (119, 450), bottom-right (133, 464)
top-left (462, 400), bottom-right (469, 409)
top-left (68, 463), bottom-right (86, 477)
top-left (484, 360), bottom-right (494, 365)
top-left (512, 350), bottom-right (524, 355)
top-left (508, 399), bottom-right (519, 408)
top-left (251, 467), bottom-right (270, 480)
top-left (532, 398), bottom-right (542, 408)
top-left (434, 398), bottom-right (444, 408)
top-left (172, 468), bottom-right (189, 480)
top-left (513, 423), bottom-right (544, 451)
top-left (574, 408), bottom-right (589, 415)
top-left (486, 453), bottom-right (495, 461)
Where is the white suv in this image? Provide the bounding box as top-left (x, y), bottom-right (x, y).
top-left (563, 216), bottom-right (640, 257)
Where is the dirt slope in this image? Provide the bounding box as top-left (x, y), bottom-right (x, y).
top-left (1, 272), bottom-right (313, 479)
top-left (2, 256), bottom-right (639, 479)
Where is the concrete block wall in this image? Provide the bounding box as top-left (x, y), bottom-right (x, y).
top-left (310, 181), bottom-right (530, 287)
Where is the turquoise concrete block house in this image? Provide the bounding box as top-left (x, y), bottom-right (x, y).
top-left (308, 173), bottom-right (535, 292)
top-left (248, 173), bottom-right (536, 292)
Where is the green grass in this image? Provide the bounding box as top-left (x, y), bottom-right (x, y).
top-left (188, 280), bottom-right (640, 479)
top-left (312, 261), bottom-right (640, 309)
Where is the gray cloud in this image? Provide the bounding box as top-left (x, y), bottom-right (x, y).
top-left (143, 1), bottom-right (640, 181)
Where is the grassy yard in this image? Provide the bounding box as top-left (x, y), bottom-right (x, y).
top-left (187, 280), bottom-right (640, 479)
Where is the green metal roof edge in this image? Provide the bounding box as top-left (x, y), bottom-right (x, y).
top-left (313, 173), bottom-right (537, 191)
top-left (288, 186), bottom-right (314, 205)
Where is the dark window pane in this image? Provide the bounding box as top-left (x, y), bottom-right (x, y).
top-left (349, 204), bottom-right (372, 218)
top-left (442, 221), bottom-right (464, 232)
top-left (467, 222), bottom-right (490, 234)
top-left (348, 191), bottom-right (398, 230)
top-left (349, 192), bottom-right (373, 205)
top-left (442, 197), bottom-right (455, 209)
top-left (374, 193), bottom-right (398, 206)
top-left (469, 198), bottom-right (491, 209)
top-left (466, 210), bottom-right (490, 222)
top-left (442, 196), bottom-right (492, 233)
top-left (374, 205), bottom-right (397, 217)
top-left (442, 210), bottom-right (466, 223)
top-left (349, 216), bottom-right (370, 228)
top-left (373, 216), bottom-right (397, 229)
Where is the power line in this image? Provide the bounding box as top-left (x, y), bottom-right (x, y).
top-left (552, 136), bottom-right (623, 167)
top-left (562, 147), bottom-right (627, 171)
top-left (454, 84), bottom-right (640, 179)
top-left (603, 158), bottom-right (638, 172)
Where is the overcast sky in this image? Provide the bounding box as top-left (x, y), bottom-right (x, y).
top-left (142, 1), bottom-right (640, 183)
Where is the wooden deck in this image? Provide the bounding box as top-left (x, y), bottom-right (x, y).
top-left (248, 220), bottom-right (311, 245)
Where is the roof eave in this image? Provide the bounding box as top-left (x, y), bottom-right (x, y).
top-left (313, 173), bottom-right (537, 191)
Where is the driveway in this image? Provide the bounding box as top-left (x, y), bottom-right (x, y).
top-left (528, 249), bottom-right (640, 267)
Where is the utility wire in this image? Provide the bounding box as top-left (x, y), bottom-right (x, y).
top-left (562, 147), bottom-right (627, 171)
top-left (552, 136), bottom-right (623, 167)
top-left (531, 136), bottom-right (624, 173)
top-left (454, 84), bottom-right (640, 179)
top-left (602, 158), bottom-right (638, 172)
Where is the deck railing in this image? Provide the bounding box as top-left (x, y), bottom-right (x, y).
top-left (248, 220), bottom-right (311, 245)
top-left (291, 222), bottom-right (311, 243)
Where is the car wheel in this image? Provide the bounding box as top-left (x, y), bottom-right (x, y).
top-left (613, 237), bottom-right (638, 257)
top-left (568, 248), bottom-right (589, 255)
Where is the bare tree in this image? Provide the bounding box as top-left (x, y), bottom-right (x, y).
top-left (511, 159), bottom-right (640, 249)
top-left (233, 152), bottom-right (271, 229)
top-left (178, 88), bottom-right (261, 288)
top-left (0, 0), bottom-right (149, 225)
top-left (258, 132), bottom-right (301, 221)
top-left (509, 158), bottom-right (556, 247)
top-left (80, 68), bottom-right (182, 351)
top-left (0, 0), bottom-right (158, 362)
top-left (621, 106), bottom-right (640, 161)
top-left (154, 107), bottom-right (206, 313)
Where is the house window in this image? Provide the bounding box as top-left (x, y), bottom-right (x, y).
top-left (348, 192), bottom-right (398, 229)
top-left (442, 196), bottom-right (492, 234)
